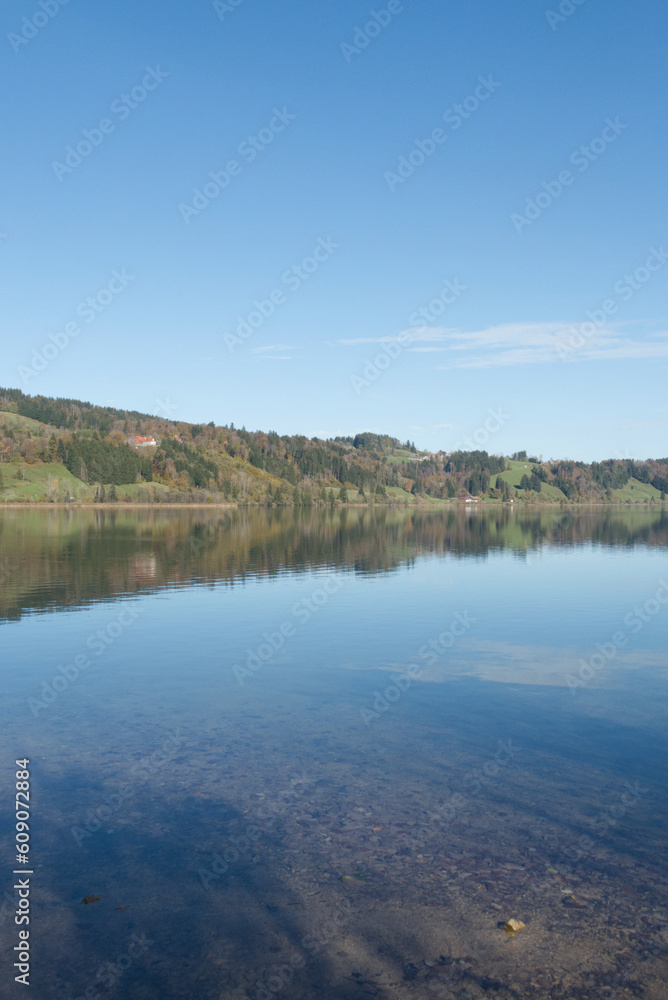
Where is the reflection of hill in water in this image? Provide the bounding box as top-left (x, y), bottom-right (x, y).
top-left (1, 506), bottom-right (667, 621)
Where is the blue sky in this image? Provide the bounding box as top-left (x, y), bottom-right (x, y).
top-left (1, 0), bottom-right (667, 461)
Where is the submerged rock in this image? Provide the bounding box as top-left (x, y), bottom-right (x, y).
top-left (563, 895), bottom-right (587, 909)
top-left (503, 918), bottom-right (526, 934)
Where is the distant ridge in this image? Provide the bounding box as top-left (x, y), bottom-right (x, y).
top-left (0, 387), bottom-right (666, 505)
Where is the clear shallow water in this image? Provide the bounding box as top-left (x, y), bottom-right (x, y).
top-left (1, 507), bottom-right (667, 999)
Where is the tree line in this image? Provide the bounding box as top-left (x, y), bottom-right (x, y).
top-left (0, 387), bottom-right (666, 504)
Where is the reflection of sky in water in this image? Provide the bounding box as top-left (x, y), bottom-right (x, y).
top-left (1, 510), bottom-right (667, 999)
top-left (4, 544), bottom-right (668, 763)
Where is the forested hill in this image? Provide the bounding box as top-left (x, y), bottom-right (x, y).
top-left (0, 387), bottom-right (666, 505)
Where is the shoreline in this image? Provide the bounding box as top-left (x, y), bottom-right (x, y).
top-left (0, 501), bottom-right (665, 510)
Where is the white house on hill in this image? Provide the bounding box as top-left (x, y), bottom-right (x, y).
top-left (128, 435), bottom-right (157, 448)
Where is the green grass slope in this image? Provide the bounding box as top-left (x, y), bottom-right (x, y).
top-left (0, 411), bottom-right (51, 433)
top-left (492, 463), bottom-right (567, 501)
top-left (611, 478), bottom-right (663, 502)
top-left (1, 462), bottom-right (89, 501)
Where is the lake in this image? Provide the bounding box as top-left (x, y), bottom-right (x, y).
top-left (1, 506), bottom-right (667, 999)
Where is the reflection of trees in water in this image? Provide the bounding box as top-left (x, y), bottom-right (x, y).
top-left (1, 506), bottom-right (667, 621)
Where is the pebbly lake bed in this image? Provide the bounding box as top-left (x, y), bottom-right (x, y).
top-left (1, 505), bottom-right (667, 999)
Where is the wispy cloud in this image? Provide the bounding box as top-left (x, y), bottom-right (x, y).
top-left (339, 323), bottom-right (668, 369)
top-left (618, 419), bottom-right (668, 430)
top-left (339, 328), bottom-right (448, 346)
top-left (252, 343), bottom-right (295, 361)
top-left (252, 344), bottom-right (296, 354)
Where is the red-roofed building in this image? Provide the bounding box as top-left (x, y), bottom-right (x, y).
top-left (129, 435), bottom-right (157, 448)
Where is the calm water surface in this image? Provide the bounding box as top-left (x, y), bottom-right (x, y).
top-left (1, 507), bottom-right (667, 1000)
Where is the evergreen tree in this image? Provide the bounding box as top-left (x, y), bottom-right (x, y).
top-left (108, 484), bottom-right (118, 502)
top-left (338, 485), bottom-right (348, 503)
top-left (520, 474), bottom-right (531, 491)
